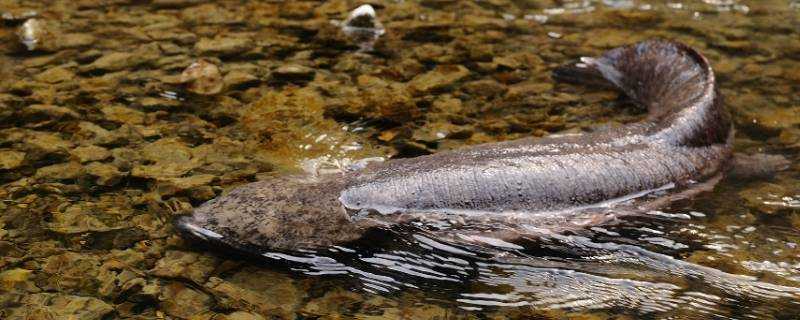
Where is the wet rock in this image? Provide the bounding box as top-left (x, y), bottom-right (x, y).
top-left (82, 43), bottom-right (161, 72)
top-left (40, 252), bottom-right (103, 294)
top-left (101, 105), bottom-right (146, 125)
top-left (74, 122), bottom-right (122, 146)
top-left (408, 65), bottom-right (469, 96)
top-left (180, 59), bottom-right (224, 95)
top-left (431, 95), bottom-right (463, 114)
top-left (60, 32), bottom-right (96, 49)
top-left (46, 203), bottom-right (118, 234)
top-left (778, 128), bottom-right (800, 148)
top-left (505, 81), bottom-right (553, 100)
top-left (463, 79), bottom-right (508, 98)
top-left (33, 66), bottom-right (75, 84)
top-left (1, 9), bottom-right (38, 22)
top-left (738, 182), bottom-right (793, 215)
top-left (0, 268), bottom-right (39, 293)
top-left (300, 288), bottom-right (363, 316)
top-left (195, 36), bottom-right (254, 56)
top-left (224, 70), bottom-right (260, 89)
top-left (0, 150), bottom-right (26, 170)
top-left (13, 130), bottom-right (73, 159)
top-left (22, 104), bottom-right (80, 123)
top-left (34, 161), bottom-right (82, 181)
top-left (156, 174), bottom-right (215, 197)
top-left (16, 18), bottom-right (60, 51)
top-left (4, 293), bottom-right (113, 320)
top-left (204, 268), bottom-right (303, 318)
top-left (151, 250), bottom-right (218, 284)
top-left (341, 4), bottom-right (385, 52)
top-left (270, 64), bottom-right (316, 84)
top-left (218, 311), bottom-right (267, 320)
top-left (132, 149), bottom-right (199, 179)
top-left (738, 105), bottom-right (800, 136)
top-left (182, 3), bottom-right (243, 25)
top-left (84, 162), bottom-right (124, 186)
top-left (279, 1), bottom-right (317, 19)
top-left (159, 282), bottom-right (214, 319)
top-left (492, 52), bottom-right (544, 71)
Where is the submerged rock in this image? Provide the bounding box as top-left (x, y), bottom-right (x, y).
top-left (4, 293), bottom-right (113, 320)
top-left (159, 282), bottom-right (214, 319)
top-left (179, 59), bottom-right (224, 95)
top-left (16, 18), bottom-right (59, 51)
top-left (151, 250), bottom-right (218, 284)
top-left (341, 4), bottom-right (385, 52)
top-left (0, 150), bottom-right (26, 170)
top-left (407, 64), bottom-right (469, 95)
top-left (270, 64), bottom-right (316, 84)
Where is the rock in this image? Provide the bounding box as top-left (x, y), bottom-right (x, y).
top-left (194, 36), bottom-right (254, 56)
top-left (181, 3), bottom-right (243, 25)
top-left (0, 268), bottom-right (39, 293)
top-left (300, 288), bottom-right (363, 316)
top-left (16, 18), bottom-right (60, 51)
top-left (492, 52), bottom-right (544, 70)
top-left (40, 252), bottom-right (103, 294)
top-left (159, 282), bottom-right (214, 319)
top-left (151, 250), bottom-right (218, 284)
top-left (46, 203), bottom-right (118, 234)
top-left (224, 70), bottom-right (260, 89)
top-left (34, 161), bottom-right (82, 181)
top-left (219, 311), bottom-right (267, 320)
top-left (5, 293), bottom-right (113, 320)
top-left (1, 9), bottom-right (38, 22)
top-left (101, 105), bottom-right (146, 125)
top-left (60, 33), bottom-right (96, 49)
top-left (180, 59), bottom-right (224, 95)
top-left (71, 145), bottom-right (111, 163)
top-left (0, 150), bottom-right (26, 170)
top-left (23, 104), bottom-right (80, 121)
top-left (83, 43), bottom-right (161, 72)
top-left (505, 82), bottom-right (553, 100)
top-left (132, 138), bottom-right (200, 179)
top-left (84, 162), bottom-right (124, 186)
top-left (738, 105), bottom-right (800, 136)
top-left (738, 182), bottom-right (793, 215)
top-left (74, 122), bottom-right (119, 146)
top-left (204, 268), bottom-right (303, 318)
top-left (463, 79), bottom-right (508, 98)
top-left (341, 4), bottom-right (385, 52)
top-left (270, 64), bottom-right (316, 84)
top-left (18, 130), bottom-right (73, 157)
top-left (431, 95), bottom-right (463, 114)
top-left (33, 66), bottom-right (75, 84)
top-left (407, 65), bottom-right (470, 96)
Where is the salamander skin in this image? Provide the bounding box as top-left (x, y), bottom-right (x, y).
top-left (176, 40), bottom-right (733, 252)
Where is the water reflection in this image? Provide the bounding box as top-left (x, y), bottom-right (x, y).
top-left (259, 208), bottom-right (800, 317)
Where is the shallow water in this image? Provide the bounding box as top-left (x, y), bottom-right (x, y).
top-left (0, 0), bottom-right (799, 319)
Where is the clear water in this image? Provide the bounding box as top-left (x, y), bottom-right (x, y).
top-left (1, 0), bottom-right (799, 319)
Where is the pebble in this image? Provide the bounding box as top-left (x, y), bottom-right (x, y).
top-left (341, 4), bottom-right (385, 51)
top-left (70, 145), bottom-right (111, 163)
top-left (0, 150), bottom-right (26, 170)
top-left (407, 64), bottom-right (469, 95)
top-left (179, 59), bottom-right (224, 95)
top-left (16, 18), bottom-right (59, 51)
top-left (194, 36), bottom-right (254, 56)
top-left (270, 64), bottom-right (316, 84)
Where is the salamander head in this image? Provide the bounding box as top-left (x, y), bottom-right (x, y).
top-left (174, 176), bottom-right (369, 252)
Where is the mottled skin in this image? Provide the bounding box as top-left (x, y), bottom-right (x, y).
top-left (177, 40), bottom-right (734, 252)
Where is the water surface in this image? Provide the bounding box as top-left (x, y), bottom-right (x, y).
top-left (0, 0), bottom-right (799, 319)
